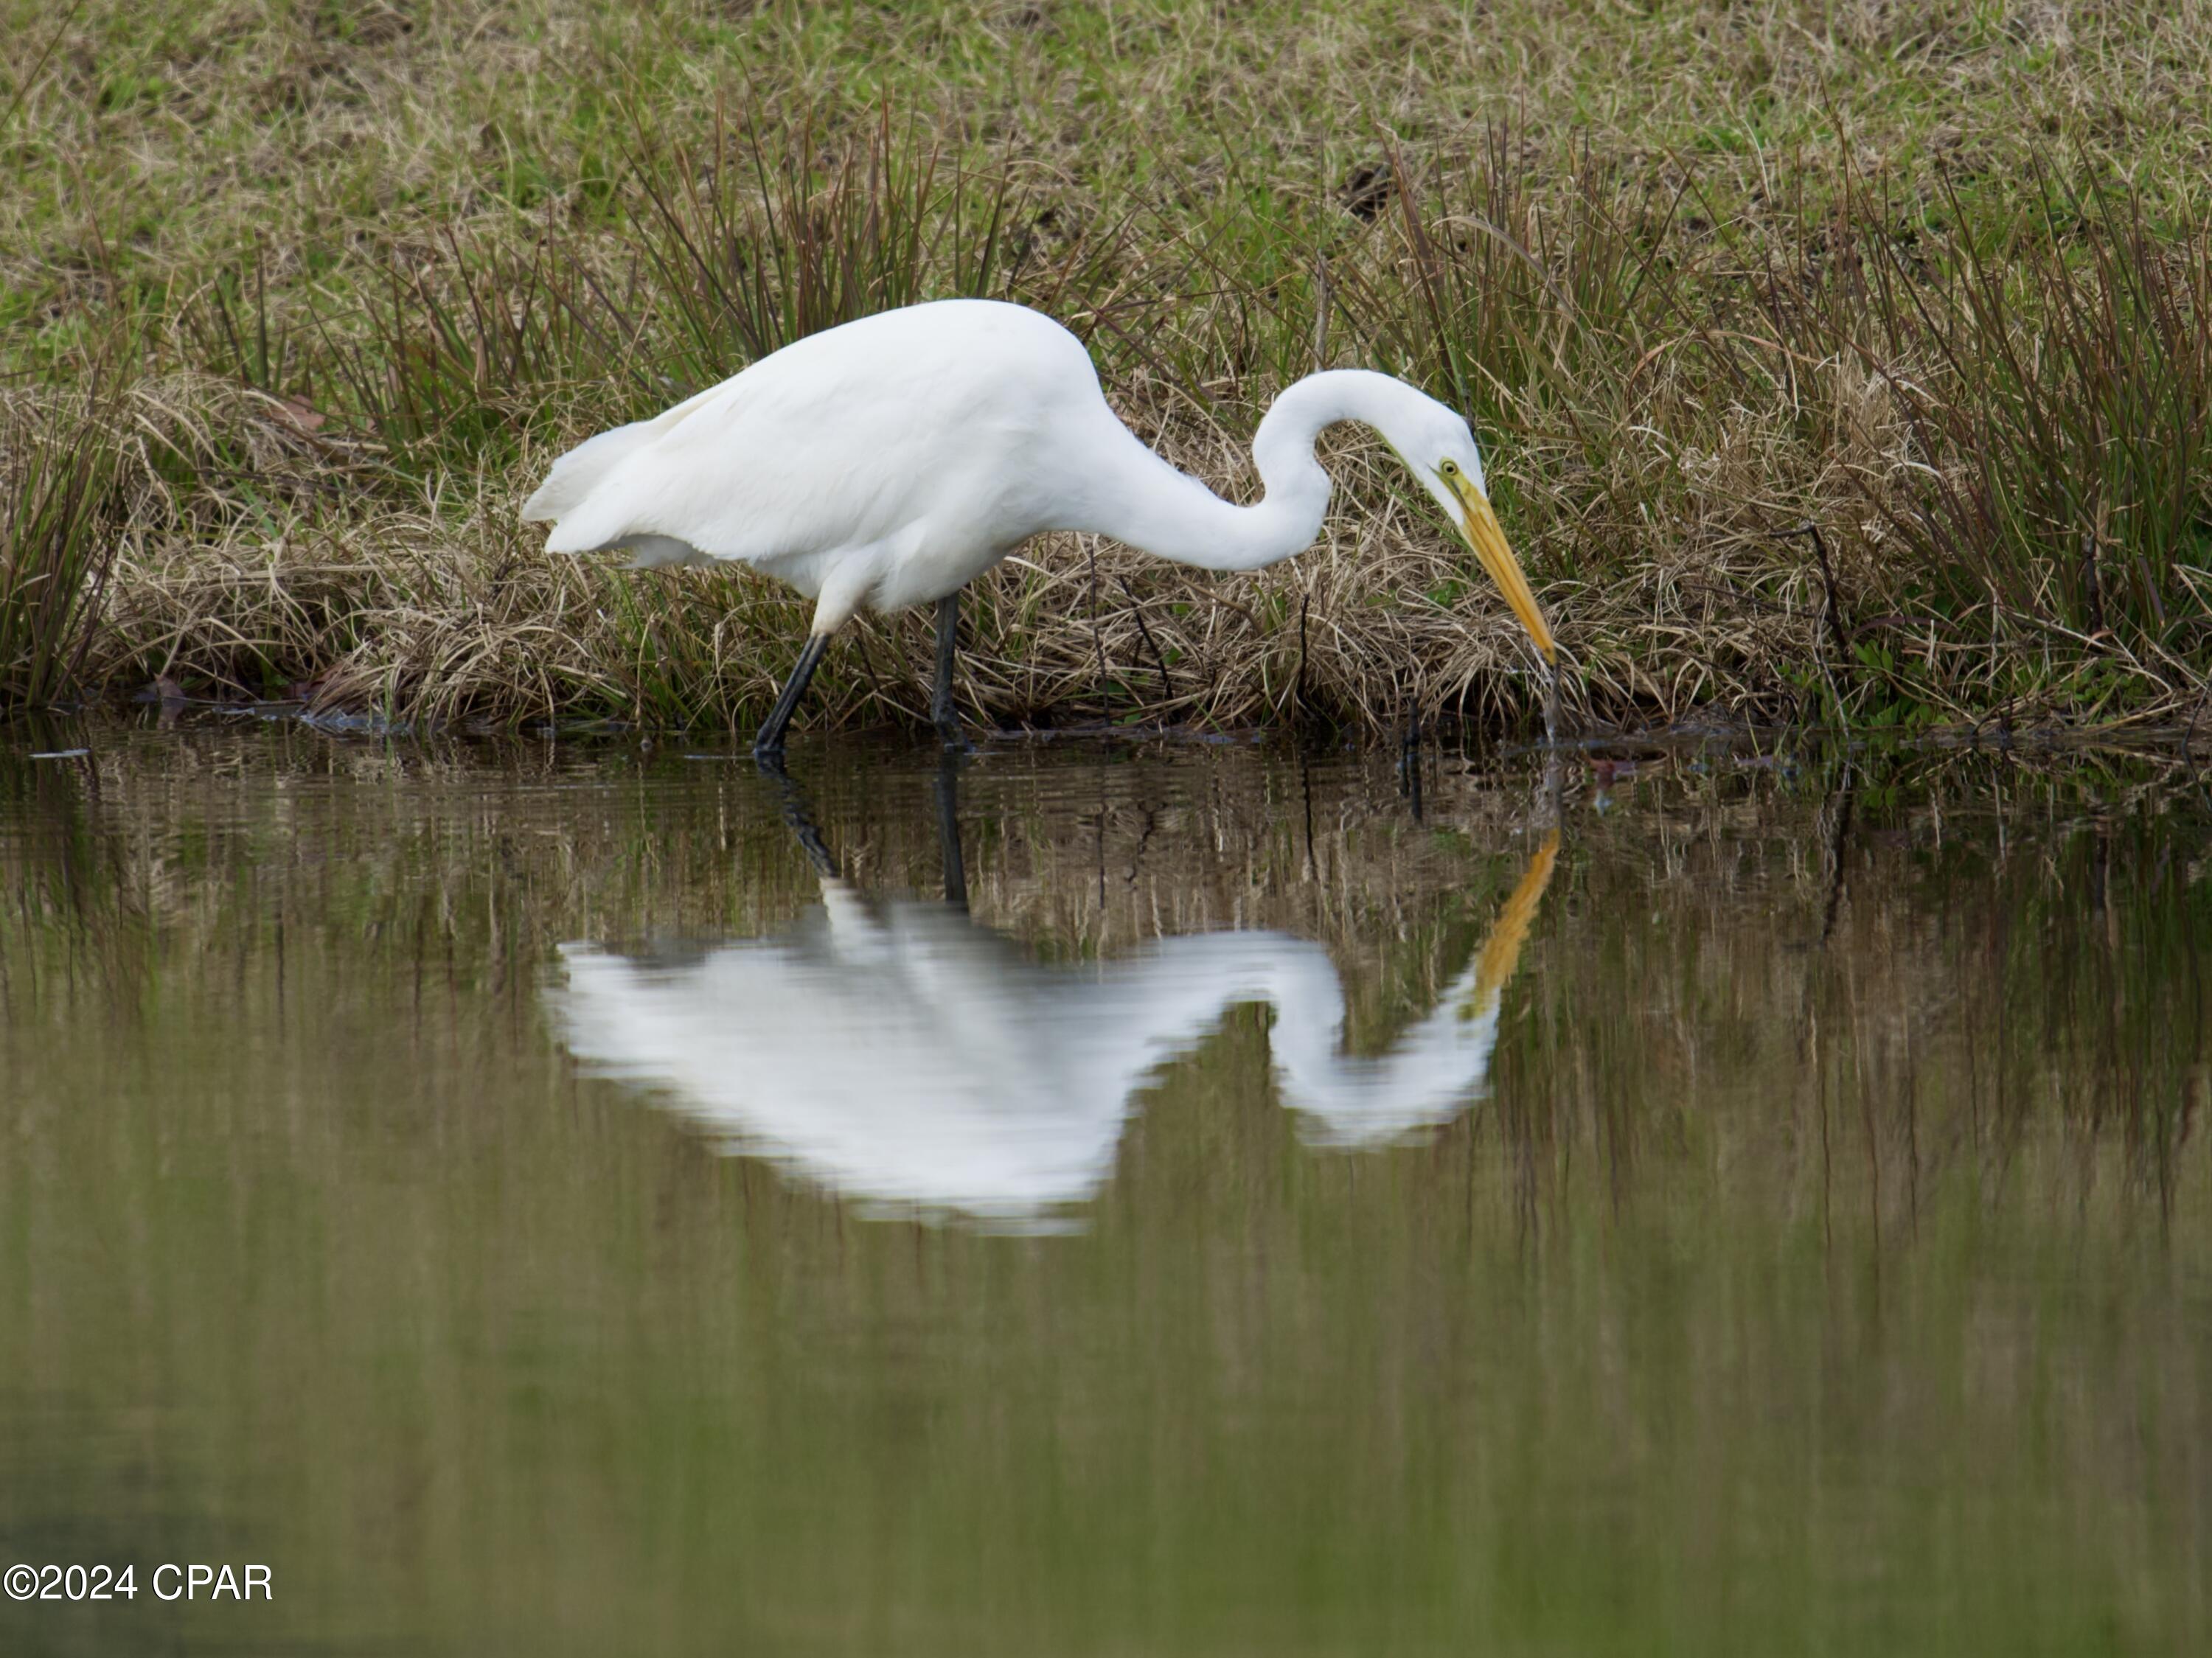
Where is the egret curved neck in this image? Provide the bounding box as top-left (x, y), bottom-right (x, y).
top-left (1077, 372), bottom-right (1395, 574)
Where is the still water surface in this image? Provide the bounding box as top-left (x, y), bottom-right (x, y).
top-left (1, 721), bottom-right (2207, 1653)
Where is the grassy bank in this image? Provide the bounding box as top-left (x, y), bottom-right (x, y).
top-left (4, 1), bottom-right (2211, 734)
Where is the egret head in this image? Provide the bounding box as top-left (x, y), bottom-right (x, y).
top-left (1404, 415), bottom-right (1555, 667)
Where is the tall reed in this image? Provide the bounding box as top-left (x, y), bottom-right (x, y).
top-left (0, 389), bottom-right (119, 707)
top-left (629, 103), bottom-right (1026, 391)
top-left (1801, 168), bottom-right (2212, 680)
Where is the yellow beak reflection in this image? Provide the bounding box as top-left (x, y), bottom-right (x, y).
top-left (1467, 829), bottom-right (1560, 1015)
top-left (1453, 484), bottom-right (1556, 666)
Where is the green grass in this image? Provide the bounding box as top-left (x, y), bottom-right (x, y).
top-left (4, 1), bottom-right (2211, 731)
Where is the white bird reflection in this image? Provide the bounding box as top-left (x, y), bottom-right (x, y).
top-left (548, 788), bottom-right (1557, 1227)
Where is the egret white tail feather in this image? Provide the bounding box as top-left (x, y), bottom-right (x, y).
top-left (523, 299), bottom-right (1554, 754)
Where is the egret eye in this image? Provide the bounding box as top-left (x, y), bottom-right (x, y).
top-left (1439, 459), bottom-right (1460, 478)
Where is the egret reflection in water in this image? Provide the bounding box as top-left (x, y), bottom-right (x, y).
top-left (547, 767), bottom-right (1558, 1225)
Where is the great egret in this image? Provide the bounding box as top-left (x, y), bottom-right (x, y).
top-left (523, 299), bottom-right (1556, 756)
top-left (549, 830), bottom-right (1559, 1226)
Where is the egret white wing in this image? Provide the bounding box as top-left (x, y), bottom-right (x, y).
top-left (526, 302), bottom-right (1094, 578)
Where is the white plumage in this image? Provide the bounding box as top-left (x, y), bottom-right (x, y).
top-left (524, 299), bottom-right (1554, 754)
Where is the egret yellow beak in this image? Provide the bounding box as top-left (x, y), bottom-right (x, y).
top-left (1449, 481), bottom-right (1555, 666)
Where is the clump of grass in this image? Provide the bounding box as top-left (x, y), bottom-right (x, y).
top-left (628, 102), bottom-right (1028, 391)
top-left (1681, 164), bottom-right (2212, 726)
top-left (0, 386), bottom-right (119, 706)
top-left (1827, 171), bottom-right (2211, 677)
top-left (177, 229), bottom-right (634, 483)
top-left (313, 234), bottom-right (642, 481)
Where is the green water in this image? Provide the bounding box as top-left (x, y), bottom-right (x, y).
top-left (1, 720), bottom-right (2207, 1654)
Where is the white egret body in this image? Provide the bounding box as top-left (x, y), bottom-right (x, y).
top-left (523, 299), bottom-right (1554, 754)
top-left (549, 833), bottom-right (1558, 1226)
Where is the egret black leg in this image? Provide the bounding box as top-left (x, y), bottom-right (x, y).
top-left (932, 591), bottom-right (964, 745)
top-left (753, 632), bottom-right (831, 761)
